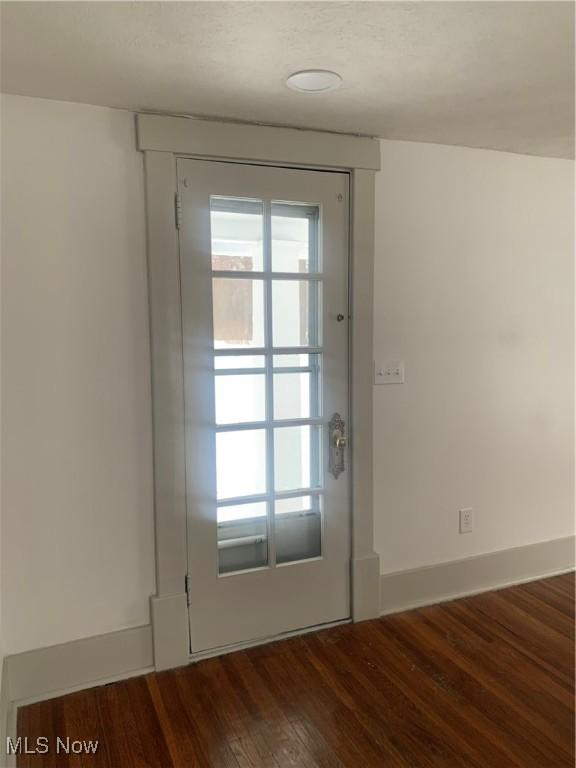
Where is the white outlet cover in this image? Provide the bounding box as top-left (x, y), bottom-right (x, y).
top-left (459, 508), bottom-right (474, 534)
top-left (374, 360), bottom-right (405, 385)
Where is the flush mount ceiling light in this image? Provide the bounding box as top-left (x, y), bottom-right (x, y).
top-left (286, 69), bottom-right (342, 93)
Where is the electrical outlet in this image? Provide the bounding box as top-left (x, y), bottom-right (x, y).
top-left (459, 508), bottom-right (473, 534)
top-left (374, 360), bottom-right (405, 385)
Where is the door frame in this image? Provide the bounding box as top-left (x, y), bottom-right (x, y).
top-left (138, 113), bottom-right (381, 670)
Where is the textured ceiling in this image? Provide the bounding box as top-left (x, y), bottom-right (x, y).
top-left (1, 1), bottom-right (574, 158)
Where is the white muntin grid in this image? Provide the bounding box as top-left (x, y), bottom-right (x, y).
top-left (211, 197), bottom-right (324, 570)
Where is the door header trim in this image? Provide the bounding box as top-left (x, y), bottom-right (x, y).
top-left (137, 114), bottom-right (381, 171)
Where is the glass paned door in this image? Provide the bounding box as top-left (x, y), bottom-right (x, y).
top-left (212, 197), bottom-right (322, 574)
top-left (178, 159), bottom-right (350, 653)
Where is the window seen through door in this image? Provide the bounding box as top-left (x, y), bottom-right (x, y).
top-left (210, 196), bottom-right (324, 573)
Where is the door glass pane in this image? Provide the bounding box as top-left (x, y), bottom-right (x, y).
top-left (215, 355), bottom-right (265, 370)
top-left (274, 426), bottom-right (321, 492)
top-left (213, 278), bottom-right (265, 349)
top-left (275, 495), bottom-right (321, 565)
top-left (273, 354), bottom-right (310, 369)
top-left (215, 374), bottom-right (265, 425)
top-left (211, 197), bottom-right (264, 272)
top-left (275, 495), bottom-right (313, 515)
top-left (218, 502), bottom-right (267, 523)
top-left (272, 280), bottom-right (319, 347)
top-left (271, 204), bottom-right (317, 273)
top-left (273, 372), bottom-right (312, 420)
top-left (208, 191), bottom-right (328, 574)
top-left (216, 429), bottom-right (266, 499)
top-left (218, 502), bottom-right (268, 574)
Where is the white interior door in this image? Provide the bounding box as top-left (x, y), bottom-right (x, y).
top-left (178, 158), bottom-right (350, 653)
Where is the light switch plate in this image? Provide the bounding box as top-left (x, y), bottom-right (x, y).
top-left (374, 360), bottom-right (405, 385)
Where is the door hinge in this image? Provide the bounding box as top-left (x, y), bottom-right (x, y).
top-left (185, 573), bottom-right (192, 607)
top-left (175, 192), bottom-right (182, 230)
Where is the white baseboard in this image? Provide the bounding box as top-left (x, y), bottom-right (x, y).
top-left (380, 535), bottom-right (575, 615)
top-left (1, 624), bottom-right (154, 765)
top-left (5, 624), bottom-right (153, 708)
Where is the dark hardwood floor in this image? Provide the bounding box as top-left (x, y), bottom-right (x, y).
top-left (17, 573), bottom-right (575, 767)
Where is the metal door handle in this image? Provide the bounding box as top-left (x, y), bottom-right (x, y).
top-left (333, 430), bottom-right (347, 449)
top-left (329, 413), bottom-right (346, 479)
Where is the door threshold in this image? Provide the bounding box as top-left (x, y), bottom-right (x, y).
top-left (189, 617), bottom-right (351, 663)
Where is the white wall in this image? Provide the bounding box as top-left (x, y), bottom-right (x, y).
top-left (374, 140), bottom-right (574, 574)
top-left (1, 95), bottom-right (573, 652)
top-left (1, 95), bottom-right (155, 654)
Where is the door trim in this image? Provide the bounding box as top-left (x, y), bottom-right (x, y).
top-left (140, 115), bottom-right (380, 671)
top-left (137, 113), bottom-right (380, 171)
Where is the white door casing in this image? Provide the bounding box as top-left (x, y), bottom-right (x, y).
top-left (138, 114), bottom-right (380, 671)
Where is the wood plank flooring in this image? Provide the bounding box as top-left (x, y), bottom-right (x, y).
top-left (16, 573), bottom-right (575, 767)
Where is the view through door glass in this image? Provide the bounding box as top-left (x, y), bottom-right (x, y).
top-left (211, 197), bottom-right (323, 573)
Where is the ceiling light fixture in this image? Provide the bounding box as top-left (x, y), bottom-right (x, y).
top-left (286, 70), bottom-right (342, 93)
